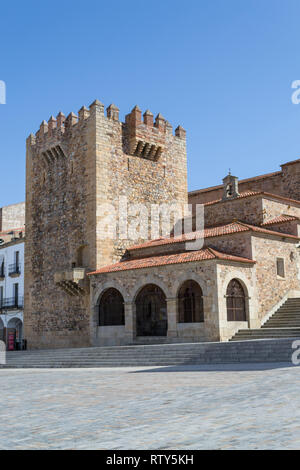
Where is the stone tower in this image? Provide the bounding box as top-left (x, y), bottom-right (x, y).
top-left (24, 100), bottom-right (188, 349)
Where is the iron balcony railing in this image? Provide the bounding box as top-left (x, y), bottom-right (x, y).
top-left (8, 263), bottom-right (21, 276)
top-left (0, 296), bottom-right (24, 310)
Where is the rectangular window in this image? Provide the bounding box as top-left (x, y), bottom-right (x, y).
top-left (276, 258), bottom-right (285, 278)
top-left (13, 283), bottom-right (19, 305)
top-left (0, 286), bottom-right (3, 307)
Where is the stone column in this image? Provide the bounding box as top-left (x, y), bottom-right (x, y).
top-left (124, 301), bottom-right (135, 343)
top-left (166, 297), bottom-right (177, 338)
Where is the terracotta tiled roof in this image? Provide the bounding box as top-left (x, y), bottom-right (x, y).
top-left (189, 171), bottom-right (282, 195)
top-left (128, 221), bottom-right (300, 252)
top-left (88, 247), bottom-right (255, 275)
top-left (204, 191), bottom-right (260, 206)
top-left (240, 221), bottom-right (300, 239)
top-left (203, 191), bottom-right (300, 207)
top-left (261, 215), bottom-right (299, 226)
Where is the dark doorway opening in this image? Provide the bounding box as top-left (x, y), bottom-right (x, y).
top-left (136, 284), bottom-right (167, 336)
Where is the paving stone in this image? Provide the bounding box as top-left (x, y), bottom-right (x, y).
top-left (0, 363), bottom-right (300, 449)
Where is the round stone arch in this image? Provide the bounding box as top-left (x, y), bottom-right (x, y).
top-left (7, 317), bottom-right (23, 329)
top-left (220, 270), bottom-right (254, 325)
top-left (91, 279), bottom-right (128, 334)
top-left (131, 275), bottom-right (171, 338)
top-left (171, 272), bottom-right (208, 324)
top-left (93, 280), bottom-right (129, 306)
top-left (131, 275), bottom-right (171, 303)
top-left (172, 271), bottom-right (208, 299)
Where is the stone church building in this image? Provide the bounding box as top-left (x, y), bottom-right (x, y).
top-left (24, 99), bottom-right (300, 349)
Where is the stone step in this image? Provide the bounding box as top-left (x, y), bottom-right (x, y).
top-left (263, 320), bottom-right (300, 323)
top-left (264, 316), bottom-right (300, 320)
top-left (5, 346), bottom-right (296, 358)
top-left (4, 350), bottom-right (292, 361)
top-left (275, 309), bottom-right (300, 312)
top-left (263, 325), bottom-right (300, 328)
top-left (1, 338), bottom-right (298, 368)
top-left (231, 296), bottom-right (300, 341)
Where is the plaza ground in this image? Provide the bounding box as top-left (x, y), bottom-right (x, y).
top-left (0, 364), bottom-right (300, 450)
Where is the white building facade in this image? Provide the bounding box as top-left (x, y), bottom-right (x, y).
top-left (0, 235), bottom-right (24, 350)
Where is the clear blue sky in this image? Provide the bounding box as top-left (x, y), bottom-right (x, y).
top-left (1, 0), bottom-right (300, 206)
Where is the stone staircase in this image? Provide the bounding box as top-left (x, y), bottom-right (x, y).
top-left (0, 338), bottom-right (298, 368)
top-left (231, 298), bottom-right (300, 341)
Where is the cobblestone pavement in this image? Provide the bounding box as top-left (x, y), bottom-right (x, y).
top-left (0, 363), bottom-right (300, 449)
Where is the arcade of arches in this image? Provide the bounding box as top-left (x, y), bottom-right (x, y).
top-left (96, 277), bottom-right (249, 341)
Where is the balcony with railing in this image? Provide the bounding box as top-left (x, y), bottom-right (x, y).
top-left (8, 263), bottom-right (21, 277)
top-left (0, 296), bottom-right (24, 311)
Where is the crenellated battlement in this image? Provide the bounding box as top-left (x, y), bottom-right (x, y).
top-left (29, 104), bottom-right (91, 149)
top-left (123, 105), bottom-right (185, 160)
top-left (27, 101), bottom-right (186, 162)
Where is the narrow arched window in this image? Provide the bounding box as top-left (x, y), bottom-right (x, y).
top-left (178, 280), bottom-right (204, 323)
top-left (226, 279), bottom-right (246, 322)
top-left (99, 288), bottom-right (125, 326)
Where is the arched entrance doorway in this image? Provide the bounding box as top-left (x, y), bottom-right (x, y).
top-left (226, 279), bottom-right (247, 322)
top-left (136, 284), bottom-right (167, 336)
top-left (7, 317), bottom-right (23, 351)
top-left (178, 280), bottom-right (204, 323)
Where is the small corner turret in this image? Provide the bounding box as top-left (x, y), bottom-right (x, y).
top-left (124, 105), bottom-right (185, 160)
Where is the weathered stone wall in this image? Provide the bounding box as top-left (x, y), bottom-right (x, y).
top-left (251, 236), bottom-right (300, 322)
top-left (128, 232), bottom-right (253, 262)
top-left (208, 232), bottom-right (253, 260)
top-left (0, 203), bottom-right (25, 231)
top-left (204, 194), bottom-right (300, 228)
top-left (261, 198), bottom-right (300, 223)
top-left (204, 195), bottom-right (263, 227)
top-left (189, 160), bottom-right (300, 206)
top-left (24, 101), bottom-right (187, 349)
top-left (262, 221), bottom-right (300, 236)
top-left (281, 161), bottom-right (300, 201)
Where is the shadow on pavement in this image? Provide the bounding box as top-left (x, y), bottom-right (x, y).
top-left (130, 362), bottom-right (298, 373)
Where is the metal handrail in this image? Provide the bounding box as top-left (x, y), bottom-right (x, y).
top-left (0, 296), bottom-right (24, 310)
